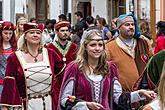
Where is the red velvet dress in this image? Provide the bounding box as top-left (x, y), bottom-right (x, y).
top-left (0, 48), bottom-right (61, 110)
top-left (59, 61), bottom-right (119, 110)
top-left (46, 41), bottom-right (78, 109)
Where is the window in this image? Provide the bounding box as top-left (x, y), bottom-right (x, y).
top-left (36, 0), bottom-right (48, 23)
top-left (119, 0), bottom-right (126, 15)
top-left (0, 1), bottom-right (2, 21)
top-left (111, 0), bottom-right (126, 18)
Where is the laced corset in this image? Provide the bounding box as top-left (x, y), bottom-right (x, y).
top-left (16, 48), bottom-right (52, 110)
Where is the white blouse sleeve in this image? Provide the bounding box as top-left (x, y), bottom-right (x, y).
top-left (60, 80), bottom-right (89, 110)
top-left (113, 78), bottom-right (146, 104)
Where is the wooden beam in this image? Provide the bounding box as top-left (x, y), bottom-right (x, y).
top-left (160, 0), bottom-right (165, 20)
top-left (150, 0), bottom-right (156, 45)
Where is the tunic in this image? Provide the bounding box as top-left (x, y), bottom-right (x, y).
top-left (46, 41), bottom-right (78, 109)
top-left (106, 37), bottom-right (149, 91)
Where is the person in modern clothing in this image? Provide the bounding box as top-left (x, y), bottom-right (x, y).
top-left (46, 20), bottom-right (78, 110)
top-left (154, 21), bottom-right (165, 54)
top-left (0, 21), bottom-right (17, 95)
top-left (29, 17), bottom-right (37, 23)
top-left (96, 17), bottom-right (112, 43)
top-left (71, 24), bottom-right (84, 45)
top-left (58, 14), bottom-right (67, 21)
top-left (59, 29), bottom-right (156, 110)
top-left (80, 15), bottom-right (98, 44)
top-left (74, 11), bottom-right (88, 30)
top-left (0, 23), bottom-right (61, 110)
top-left (42, 19), bottom-right (55, 44)
top-left (110, 18), bottom-right (119, 40)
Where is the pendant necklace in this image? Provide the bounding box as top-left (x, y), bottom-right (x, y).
top-left (88, 64), bottom-right (97, 73)
top-left (28, 51), bottom-right (39, 62)
top-left (62, 56), bottom-right (66, 62)
top-left (53, 41), bottom-right (71, 62)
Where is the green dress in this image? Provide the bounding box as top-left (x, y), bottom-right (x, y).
top-left (134, 50), bottom-right (165, 90)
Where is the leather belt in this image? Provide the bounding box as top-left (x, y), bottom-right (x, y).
top-left (28, 91), bottom-right (51, 100)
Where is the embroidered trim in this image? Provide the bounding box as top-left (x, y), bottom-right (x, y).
top-left (4, 76), bottom-right (15, 80)
top-left (53, 41), bottom-right (71, 56)
top-left (0, 103), bottom-right (22, 107)
top-left (54, 63), bottom-right (66, 79)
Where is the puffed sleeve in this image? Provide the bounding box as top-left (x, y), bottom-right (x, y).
top-left (0, 54), bottom-right (22, 108)
top-left (59, 61), bottom-right (84, 110)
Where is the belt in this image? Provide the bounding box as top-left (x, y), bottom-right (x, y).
top-left (28, 91), bottom-right (51, 100)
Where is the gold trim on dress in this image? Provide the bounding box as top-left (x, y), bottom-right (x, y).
top-left (0, 103), bottom-right (22, 107)
top-left (4, 76), bottom-right (15, 80)
top-left (52, 41), bottom-right (72, 56)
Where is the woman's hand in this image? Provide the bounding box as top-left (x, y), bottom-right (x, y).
top-left (138, 89), bottom-right (157, 100)
top-left (86, 102), bottom-right (105, 110)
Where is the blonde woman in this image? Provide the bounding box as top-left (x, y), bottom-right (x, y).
top-left (143, 63), bottom-right (165, 110)
top-left (15, 17), bottom-right (28, 40)
top-left (0, 23), bottom-right (61, 110)
top-left (59, 29), bottom-right (156, 110)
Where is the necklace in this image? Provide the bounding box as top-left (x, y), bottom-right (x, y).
top-left (53, 41), bottom-right (71, 62)
top-left (88, 64), bottom-right (98, 73)
top-left (28, 51), bottom-right (39, 62)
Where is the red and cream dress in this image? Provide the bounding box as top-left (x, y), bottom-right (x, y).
top-left (16, 48), bottom-right (52, 110)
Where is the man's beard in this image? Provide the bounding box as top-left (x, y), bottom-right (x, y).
top-left (122, 29), bottom-right (135, 38)
top-left (58, 34), bottom-right (68, 41)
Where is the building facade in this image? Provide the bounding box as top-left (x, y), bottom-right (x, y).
top-left (0, 0), bottom-right (164, 38)
top-left (1, 0), bottom-right (62, 24)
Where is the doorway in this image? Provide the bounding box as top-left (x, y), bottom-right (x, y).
top-left (36, 0), bottom-right (48, 23)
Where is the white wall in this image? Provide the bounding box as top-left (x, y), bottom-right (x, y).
top-left (92, 0), bottom-right (107, 20)
top-left (156, 0), bottom-right (160, 23)
top-left (126, 0), bottom-right (136, 14)
top-left (3, 0), bottom-right (10, 21)
top-left (3, 0), bottom-right (26, 23)
top-left (15, 0), bottom-right (25, 14)
top-left (126, 0), bottom-right (130, 13)
top-left (68, 0), bottom-right (72, 13)
top-left (49, 0), bottom-right (62, 20)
